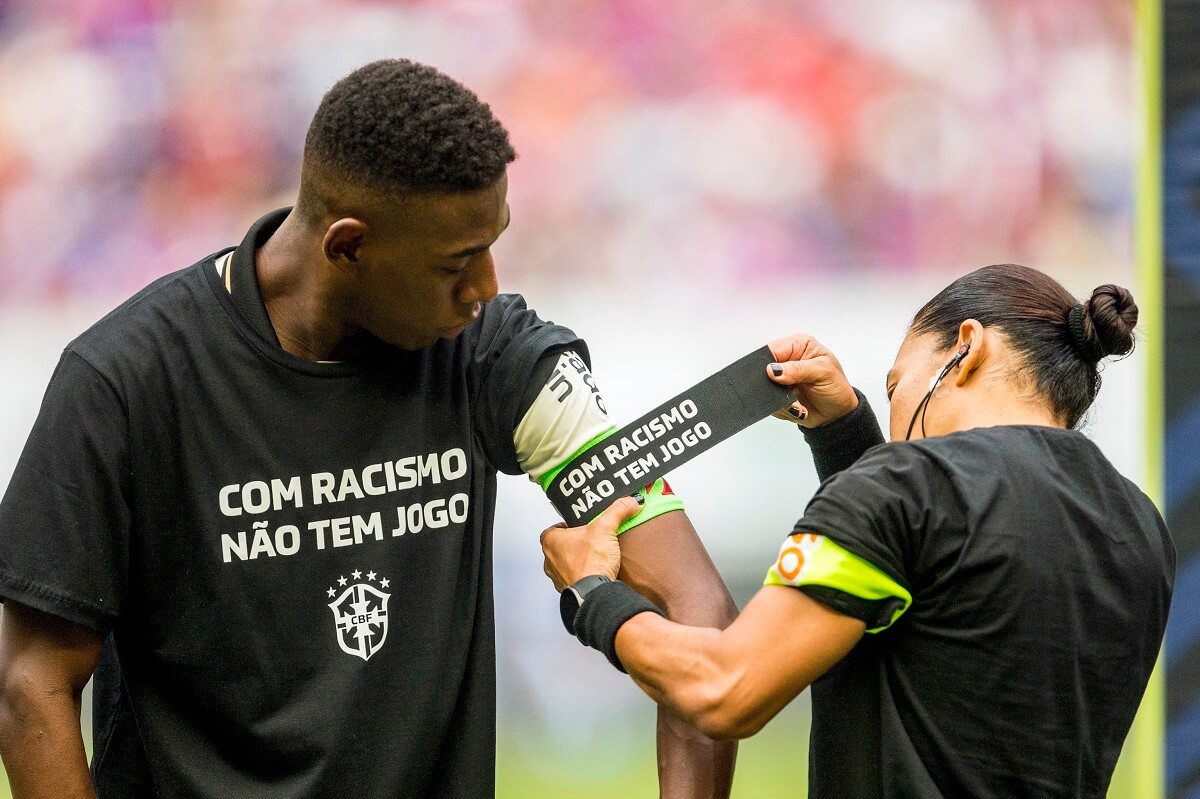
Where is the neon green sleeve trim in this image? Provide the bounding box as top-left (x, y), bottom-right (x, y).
top-left (615, 478), bottom-right (685, 535)
top-left (537, 429), bottom-right (685, 536)
top-left (763, 533), bottom-right (911, 633)
top-left (537, 426), bottom-right (618, 491)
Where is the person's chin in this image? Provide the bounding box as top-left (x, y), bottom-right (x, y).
top-left (439, 323), bottom-right (469, 339)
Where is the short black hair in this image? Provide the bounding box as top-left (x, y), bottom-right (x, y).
top-left (303, 59), bottom-right (516, 193)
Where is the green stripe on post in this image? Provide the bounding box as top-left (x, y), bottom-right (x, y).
top-left (1108, 0), bottom-right (1165, 796)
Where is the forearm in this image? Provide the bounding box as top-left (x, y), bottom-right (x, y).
top-left (611, 587), bottom-right (867, 743)
top-left (617, 614), bottom-right (742, 741)
top-left (644, 585), bottom-right (736, 799)
top-left (616, 511), bottom-right (737, 797)
top-left (0, 679), bottom-right (95, 799)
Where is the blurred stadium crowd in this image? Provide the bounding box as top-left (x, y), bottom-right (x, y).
top-left (0, 0), bottom-right (1133, 302)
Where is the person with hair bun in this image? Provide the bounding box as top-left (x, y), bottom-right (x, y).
top-left (542, 263), bottom-right (1174, 799)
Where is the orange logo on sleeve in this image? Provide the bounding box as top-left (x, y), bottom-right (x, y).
top-left (773, 533), bottom-right (822, 582)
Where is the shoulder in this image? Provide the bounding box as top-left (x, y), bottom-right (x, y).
top-left (814, 438), bottom-right (964, 516)
top-left (471, 293), bottom-right (556, 339)
top-left (834, 439), bottom-right (948, 483)
top-left (66, 257), bottom-right (223, 378)
top-left (464, 293), bottom-right (588, 367)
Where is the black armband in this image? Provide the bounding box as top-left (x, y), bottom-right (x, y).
top-left (801, 389), bottom-right (885, 482)
top-left (574, 580), bottom-right (664, 673)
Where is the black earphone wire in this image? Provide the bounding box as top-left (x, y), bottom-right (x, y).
top-left (905, 347), bottom-right (969, 441)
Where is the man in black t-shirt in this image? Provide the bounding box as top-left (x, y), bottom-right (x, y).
top-left (0, 60), bottom-right (739, 798)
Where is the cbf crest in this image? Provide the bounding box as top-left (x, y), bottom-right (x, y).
top-left (326, 569), bottom-right (391, 661)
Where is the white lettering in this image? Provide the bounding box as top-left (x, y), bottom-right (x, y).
top-left (395, 457), bottom-right (417, 490)
top-left (221, 531), bottom-right (248, 562)
top-left (310, 518), bottom-right (331, 550)
top-left (219, 485), bottom-right (242, 517)
top-left (331, 516), bottom-right (353, 547)
top-left (243, 481), bottom-right (270, 515)
top-left (448, 493), bottom-right (469, 523)
top-left (336, 469), bottom-right (365, 503)
top-left (353, 512), bottom-right (384, 544)
top-left (272, 477), bottom-right (302, 510)
top-left (362, 465), bottom-right (386, 495)
top-left (312, 473), bottom-right (336, 505)
top-left (417, 454), bottom-right (441, 484)
top-left (276, 524), bottom-right (301, 556)
top-left (248, 522), bottom-right (277, 559)
top-left (441, 448), bottom-right (468, 480)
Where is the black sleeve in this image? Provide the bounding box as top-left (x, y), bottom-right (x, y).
top-left (793, 442), bottom-right (963, 589)
top-left (800, 389), bottom-right (885, 482)
top-left (469, 294), bottom-right (587, 474)
top-left (517, 350), bottom-right (562, 429)
top-left (0, 350), bottom-right (131, 631)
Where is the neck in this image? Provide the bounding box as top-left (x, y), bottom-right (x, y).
top-left (255, 213), bottom-right (366, 361)
top-left (926, 390), bottom-right (1064, 436)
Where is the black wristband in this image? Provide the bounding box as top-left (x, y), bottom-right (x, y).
top-left (801, 388), bottom-right (885, 482)
top-left (574, 580), bottom-right (663, 673)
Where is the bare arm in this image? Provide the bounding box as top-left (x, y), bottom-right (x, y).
top-left (0, 601), bottom-right (103, 799)
top-left (617, 585), bottom-right (863, 740)
top-left (617, 510), bottom-right (738, 799)
top-left (543, 500), bottom-right (865, 742)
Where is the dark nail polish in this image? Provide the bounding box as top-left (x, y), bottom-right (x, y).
top-left (770, 363), bottom-right (783, 377)
top-left (798, 410), bottom-right (808, 421)
top-left (632, 493), bottom-right (645, 505)
top-left (787, 407), bottom-right (800, 418)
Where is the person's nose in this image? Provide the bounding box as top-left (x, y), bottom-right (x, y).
top-left (458, 251), bottom-right (499, 307)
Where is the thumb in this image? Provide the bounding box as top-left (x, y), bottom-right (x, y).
top-left (766, 358), bottom-right (829, 388)
top-left (593, 496), bottom-right (644, 533)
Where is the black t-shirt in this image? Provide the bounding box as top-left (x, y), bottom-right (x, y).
top-left (0, 209), bottom-right (583, 798)
top-left (796, 425), bottom-right (1174, 799)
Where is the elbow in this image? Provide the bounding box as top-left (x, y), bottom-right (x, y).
top-left (0, 660), bottom-right (72, 743)
top-left (673, 670), bottom-right (769, 741)
top-left (693, 705), bottom-right (768, 742)
top-left (0, 662), bottom-right (36, 746)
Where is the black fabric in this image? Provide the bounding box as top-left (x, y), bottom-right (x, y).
top-left (229, 208), bottom-right (284, 346)
top-left (793, 426), bottom-right (1174, 799)
top-left (795, 584), bottom-right (902, 631)
top-left (545, 346), bottom-right (793, 524)
top-left (800, 389), bottom-right (885, 482)
top-left (91, 637), bottom-right (155, 796)
top-left (574, 580), bottom-right (663, 673)
top-left (0, 209), bottom-right (583, 799)
top-left (517, 342), bottom-right (573, 441)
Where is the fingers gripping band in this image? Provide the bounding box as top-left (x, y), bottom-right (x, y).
top-left (574, 580), bottom-right (663, 672)
top-left (546, 347), bottom-right (794, 525)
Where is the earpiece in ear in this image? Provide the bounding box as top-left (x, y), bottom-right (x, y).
top-left (928, 345), bottom-right (971, 392)
top-left (910, 342), bottom-right (973, 441)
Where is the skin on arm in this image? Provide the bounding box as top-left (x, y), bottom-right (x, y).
top-left (543, 500), bottom-right (866, 743)
top-left (0, 602), bottom-right (103, 799)
top-left (617, 510), bottom-right (739, 799)
top-left (617, 585), bottom-right (864, 740)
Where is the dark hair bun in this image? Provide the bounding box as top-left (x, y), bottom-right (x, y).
top-left (1082, 284), bottom-right (1138, 359)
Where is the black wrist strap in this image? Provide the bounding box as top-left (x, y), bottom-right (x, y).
top-left (801, 389), bottom-right (885, 482)
top-left (574, 580), bottom-right (663, 672)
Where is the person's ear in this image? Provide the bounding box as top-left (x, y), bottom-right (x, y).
top-left (323, 218), bottom-right (368, 269)
top-left (953, 319), bottom-right (985, 386)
